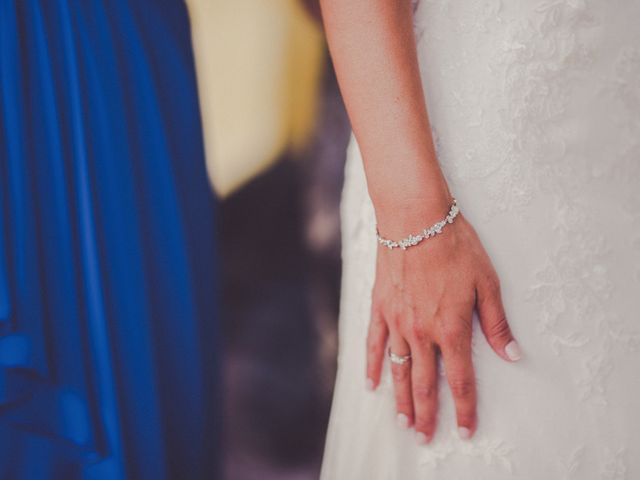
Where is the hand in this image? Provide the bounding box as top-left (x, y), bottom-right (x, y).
top-left (366, 210), bottom-right (522, 444)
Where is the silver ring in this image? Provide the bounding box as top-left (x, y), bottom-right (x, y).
top-left (388, 347), bottom-right (412, 365)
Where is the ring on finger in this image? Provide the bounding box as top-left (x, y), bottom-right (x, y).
top-left (388, 347), bottom-right (412, 365)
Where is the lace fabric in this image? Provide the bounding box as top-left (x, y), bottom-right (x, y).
top-left (321, 1), bottom-right (640, 478)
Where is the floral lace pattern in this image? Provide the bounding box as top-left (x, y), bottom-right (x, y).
top-left (321, 1), bottom-right (640, 479)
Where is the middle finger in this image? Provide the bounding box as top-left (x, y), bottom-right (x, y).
top-left (439, 319), bottom-right (477, 439)
top-left (410, 338), bottom-right (439, 444)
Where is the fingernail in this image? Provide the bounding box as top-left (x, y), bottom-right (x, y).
top-left (505, 340), bottom-right (522, 361)
top-left (396, 413), bottom-right (410, 429)
top-left (458, 426), bottom-right (471, 440)
top-left (416, 432), bottom-right (431, 445)
top-left (366, 378), bottom-right (375, 391)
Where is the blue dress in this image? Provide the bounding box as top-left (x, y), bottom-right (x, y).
top-left (0, 1), bottom-right (220, 478)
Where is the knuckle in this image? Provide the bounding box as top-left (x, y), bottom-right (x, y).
top-left (410, 321), bottom-right (427, 341)
top-left (483, 274), bottom-right (501, 298)
top-left (491, 274), bottom-right (501, 291)
top-left (370, 300), bottom-right (382, 315)
top-left (488, 316), bottom-right (511, 341)
top-left (389, 302), bottom-right (418, 336)
top-left (388, 311), bottom-right (403, 331)
top-left (440, 324), bottom-right (470, 351)
top-left (369, 311), bottom-right (384, 330)
top-left (449, 377), bottom-right (475, 400)
top-left (440, 328), bottom-right (459, 348)
top-left (370, 301), bottom-right (384, 320)
top-left (413, 383), bottom-right (436, 401)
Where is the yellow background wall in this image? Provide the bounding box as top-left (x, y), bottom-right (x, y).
top-left (186, 0), bottom-right (325, 198)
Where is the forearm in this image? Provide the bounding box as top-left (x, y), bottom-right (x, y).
top-left (319, 0), bottom-right (452, 236)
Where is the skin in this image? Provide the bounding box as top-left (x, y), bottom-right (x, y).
top-left (319, 0), bottom-right (522, 443)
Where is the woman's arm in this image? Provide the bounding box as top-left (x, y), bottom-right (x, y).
top-left (320, 0), bottom-right (522, 443)
top-left (319, 0), bottom-right (450, 229)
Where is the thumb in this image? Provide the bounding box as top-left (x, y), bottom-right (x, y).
top-left (476, 275), bottom-right (522, 362)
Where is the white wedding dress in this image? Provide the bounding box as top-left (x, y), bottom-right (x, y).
top-left (320, 1), bottom-right (640, 479)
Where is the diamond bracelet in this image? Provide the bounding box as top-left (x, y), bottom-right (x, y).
top-left (375, 198), bottom-right (460, 250)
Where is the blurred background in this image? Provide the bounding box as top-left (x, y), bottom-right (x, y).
top-left (185, 1), bottom-right (352, 478)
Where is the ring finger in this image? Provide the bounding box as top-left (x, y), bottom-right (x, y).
top-left (389, 333), bottom-right (414, 429)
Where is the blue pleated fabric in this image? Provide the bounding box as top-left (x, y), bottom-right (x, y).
top-left (0, 0), bottom-right (220, 478)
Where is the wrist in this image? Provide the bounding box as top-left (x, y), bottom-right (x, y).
top-left (376, 197), bottom-right (460, 250)
top-left (371, 183), bottom-right (453, 239)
